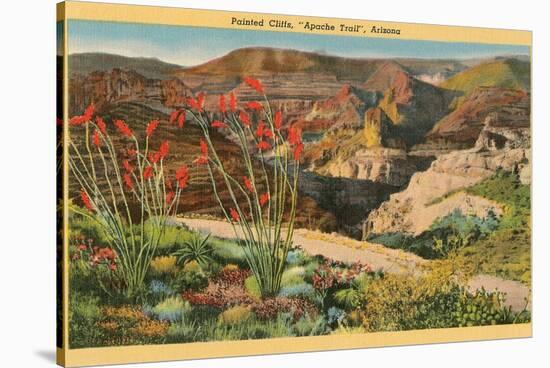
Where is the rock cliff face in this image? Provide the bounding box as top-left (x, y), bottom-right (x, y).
top-left (69, 68), bottom-right (193, 115)
top-left (292, 85), bottom-right (379, 132)
top-left (364, 123), bottom-right (531, 236)
top-left (426, 87), bottom-right (530, 147)
top-left (315, 147), bottom-right (432, 187)
top-left (363, 107), bottom-right (406, 149)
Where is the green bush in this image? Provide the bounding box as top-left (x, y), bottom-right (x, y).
top-left (151, 297), bottom-right (192, 322)
top-left (170, 268), bottom-right (208, 293)
top-left (69, 293), bottom-right (103, 348)
top-left (462, 170), bottom-right (531, 283)
top-left (210, 237), bottom-right (248, 268)
top-left (244, 276), bottom-right (262, 298)
top-left (369, 209), bottom-right (499, 259)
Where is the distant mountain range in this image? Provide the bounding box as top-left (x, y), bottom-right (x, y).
top-left (69, 52), bottom-right (183, 79)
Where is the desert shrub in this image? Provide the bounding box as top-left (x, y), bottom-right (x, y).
top-left (292, 314), bottom-right (329, 336)
top-left (152, 224), bottom-right (195, 255)
top-left (370, 209), bottom-right (499, 259)
top-left (69, 238), bottom-right (126, 300)
top-left (246, 269), bottom-right (306, 299)
top-left (359, 272), bottom-right (529, 332)
top-left (69, 293), bottom-right (103, 348)
top-left (69, 212), bottom-right (110, 245)
top-left (95, 305), bottom-right (169, 346)
top-left (218, 305), bottom-right (253, 325)
top-left (452, 289), bottom-right (530, 327)
top-left (170, 268), bottom-right (208, 293)
top-left (326, 307), bottom-right (347, 326)
top-left (252, 297), bottom-right (317, 321)
top-left (151, 297), bottom-right (192, 322)
top-left (182, 282), bottom-right (255, 309)
top-left (146, 279), bottom-right (174, 304)
top-left (210, 237), bottom-right (248, 268)
top-left (461, 170), bottom-right (531, 283)
top-left (166, 318), bottom-right (200, 343)
top-left (149, 256), bottom-right (178, 277)
top-left (281, 267), bottom-right (306, 287)
top-left (278, 283), bottom-right (316, 301)
top-left (286, 249), bottom-right (312, 266)
top-left (244, 276), bottom-right (262, 298)
top-left (333, 287), bottom-right (363, 310)
top-left (215, 267), bottom-right (251, 286)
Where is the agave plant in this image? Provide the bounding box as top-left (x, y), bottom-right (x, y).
top-left (172, 233), bottom-right (214, 267)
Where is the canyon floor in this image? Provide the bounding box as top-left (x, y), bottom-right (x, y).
top-left (178, 217), bottom-right (530, 312)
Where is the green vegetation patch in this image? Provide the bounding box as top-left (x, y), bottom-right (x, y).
top-left (460, 170), bottom-right (531, 284)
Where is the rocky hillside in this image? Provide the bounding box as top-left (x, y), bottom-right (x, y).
top-left (439, 58), bottom-right (530, 94)
top-left (69, 68), bottom-right (193, 116)
top-left (364, 121), bottom-right (531, 236)
top-left (425, 87), bottom-right (530, 147)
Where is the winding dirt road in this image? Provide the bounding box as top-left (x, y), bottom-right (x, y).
top-left (177, 217), bottom-right (530, 311)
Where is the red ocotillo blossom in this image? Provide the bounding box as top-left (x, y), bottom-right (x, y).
top-left (175, 165), bottom-right (189, 188)
top-left (69, 103), bottom-right (95, 126)
top-left (288, 126), bottom-right (302, 146)
top-left (149, 152), bottom-right (161, 164)
top-left (69, 115), bottom-right (85, 126)
top-left (245, 101), bottom-right (263, 111)
top-left (193, 139), bottom-right (208, 165)
top-left (178, 110), bottom-right (186, 129)
top-left (122, 159), bottom-right (134, 173)
top-left (197, 92), bottom-right (205, 110)
top-left (127, 148), bottom-right (137, 157)
top-left (274, 110), bottom-right (282, 130)
top-left (114, 119), bottom-right (133, 137)
top-left (230, 208), bottom-right (240, 222)
top-left (188, 93), bottom-right (205, 112)
top-left (219, 94), bottom-right (226, 113)
top-left (92, 130), bottom-right (101, 147)
top-left (255, 121), bottom-right (265, 138)
top-left (146, 119), bottom-right (159, 138)
top-left (243, 176), bottom-right (253, 192)
top-left (95, 116), bottom-right (107, 135)
top-left (211, 120), bottom-right (228, 129)
top-left (259, 192), bottom-right (270, 207)
top-left (244, 77), bottom-right (264, 94)
top-left (293, 142), bottom-right (304, 161)
top-left (263, 129), bottom-right (273, 139)
top-left (229, 92), bottom-right (237, 112)
top-left (169, 110), bottom-right (179, 124)
top-left (143, 166), bottom-right (154, 180)
top-left (165, 191), bottom-right (175, 204)
top-left (158, 141), bottom-right (169, 161)
top-left (239, 111), bottom-right (250, 126)
top-left (80, 190), bottom-right (93, 211)
top-left (256, 140), bottom-right (271, 151)
top-left (83, 103), bottom-right (95, 121)
top-left (123, 173), bottom-right (134, 190)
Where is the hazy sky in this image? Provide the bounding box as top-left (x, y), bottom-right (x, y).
top-left (68, 20), bottom-right (530, 67)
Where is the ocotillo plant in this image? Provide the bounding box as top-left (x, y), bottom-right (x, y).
top-left (175, 77), bottom-right (303, 297)
top-left (68, 104), bottom-right (190, 298)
